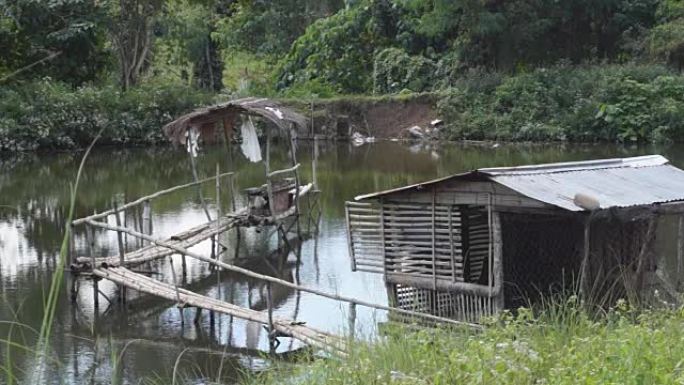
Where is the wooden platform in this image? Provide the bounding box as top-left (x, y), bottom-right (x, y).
top-left (92, 266), bottom-right (347, 356)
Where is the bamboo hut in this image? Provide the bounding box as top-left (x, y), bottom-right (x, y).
top-left (346, 155), bottom-right (684, 323)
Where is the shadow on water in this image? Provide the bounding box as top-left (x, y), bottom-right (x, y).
top-left (1, 140), bottom-right (682, 383)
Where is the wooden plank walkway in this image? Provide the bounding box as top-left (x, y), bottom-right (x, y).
top-left (92, 266), bottom-right (347, 356)
top-left (76, 209), bottom-right (248, 268)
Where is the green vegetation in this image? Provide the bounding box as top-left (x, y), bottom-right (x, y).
top-left (251, 300), bottom-right (684, 385)
top-left (4, 0), bottom-right (684, 147)
top-left (438, 64), bottom-right (684, 142)
top-left (0, 80), bottom-right (211, 150)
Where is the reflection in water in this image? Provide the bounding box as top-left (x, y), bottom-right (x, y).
top-left (0, 141), bottom-right (681, 383)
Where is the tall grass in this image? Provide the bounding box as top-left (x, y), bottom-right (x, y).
top-left (248, 299), bottom-right (684, 385)
top-left (1, 135), bottom-right (99, 382)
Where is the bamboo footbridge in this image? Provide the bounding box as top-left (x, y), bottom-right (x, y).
top-left (92, 266), bottom-right (347, 355)
top-left (68, 173), bottom-right (478, 357)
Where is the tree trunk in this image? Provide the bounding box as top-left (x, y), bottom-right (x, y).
top-left (194, 33), bottom-right (223, 91)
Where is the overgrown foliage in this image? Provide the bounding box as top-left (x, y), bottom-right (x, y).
top-left (215, 0), bottom-right (344, 56)
top-left (276, 1), bottom-right (399, 93)
top-left (439, 64), bottom-right (684, 143)
top-left (277, 0), bottom-right (662, 95)
top-left (0, 0), bottom-right (109, 86)
top-left (0, 80), bottom-right (212, 151)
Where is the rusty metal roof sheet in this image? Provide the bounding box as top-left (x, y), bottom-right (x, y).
top-left (355, 155), bottom-right (684, 211)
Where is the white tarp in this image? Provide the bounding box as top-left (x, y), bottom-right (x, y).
top-left (240, 118), bottom-right (262, 163)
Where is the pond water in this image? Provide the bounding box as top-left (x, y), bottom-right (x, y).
top-left (1, 140), bottom-right (681, 384)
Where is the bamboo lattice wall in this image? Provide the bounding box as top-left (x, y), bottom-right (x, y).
top-left (346, 195), bottom-right (499, 323)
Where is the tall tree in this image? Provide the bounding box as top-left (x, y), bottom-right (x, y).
top-left (109, 0), bottom-right (163, 90)
top-left (0, 0), bottom-right (109, 85)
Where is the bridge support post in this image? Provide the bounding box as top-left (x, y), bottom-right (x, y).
top-left (84, 223), bottom-right (99, 314)
top-left (266, 281), bottom-right (276, 354)
top-left (114, 202), bottom-right (127, 307)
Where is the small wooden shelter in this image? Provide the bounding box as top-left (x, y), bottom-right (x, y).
top-left (163, 97), bottom-right (312, 222)
top-left (346, 155), bottom-right (684, 323)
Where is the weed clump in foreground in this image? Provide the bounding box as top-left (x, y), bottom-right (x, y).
top-left (249, 299), bottom-right (684, 385)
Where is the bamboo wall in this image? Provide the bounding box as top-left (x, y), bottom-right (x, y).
top-left (346, 187), bottom-right (503, 323)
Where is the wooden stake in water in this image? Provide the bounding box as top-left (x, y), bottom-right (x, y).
top-left (85, 224), bottom-right (99, 313)
top-left (266, 281), bottom-right (276, 353)
top-left (215, 163), bottom-right (221, 260)
top-left (113, 202), bottom-right (126, 305)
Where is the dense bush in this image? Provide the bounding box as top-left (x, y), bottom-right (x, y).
top-left (0, 80), bottom-right (212, 151)
top-left (276, 0), bottom-right (401, 93)
top-left (439, 64), bottom-right (684, 143)
top-left (277, 0), bottom-right (661, 95)
top-left (373, 48), bottom-right (437, 94)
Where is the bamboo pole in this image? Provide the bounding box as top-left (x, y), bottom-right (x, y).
top-left (265, 128), bottom-right (276, 217)
top-left (142, 200), bottom-right (151, 246)
top-left (86, 219), bottom-right (481, 328)
top-left (345, 202), bottom-right (356, 272)
top-left (85, 224), bottom-right (99, 312)
top-left (187, 133), bottom-right (213, 222)
top-left (579, 215), bottom-right (592, 299)
top-left (348, 302), bottom-right (357, 339)
top-left (267, 163), bottom-right (301, 178)
top-left (114, 202), bottom-right (126, 305)
top-left (380, 198), bottom-right (387, 276)
top-left (73, 172), bottom-right (234, 225)
top-left (215, 164), bottom-right (221, 260)
top-left (168, 256), bottom-right (183, 307)
top-left (288, 125), bottom-right (302, 240)
top-left (266, 281), bottom-right (276, 353)
top-left (492, 212), bottom-right (504, 312)
top-left (431, 188), bottom-right (437, 290)
top-left (678, 216), bottom-right (684, 289)
top-left (487, 194), bottom-right (493, 314)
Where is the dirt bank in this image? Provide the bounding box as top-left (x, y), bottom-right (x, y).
top-left (283, 93), bottom-right (439, 139)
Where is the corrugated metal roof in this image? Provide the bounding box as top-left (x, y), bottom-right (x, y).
top-left (354, 155), bottom-right (684, 211)
top-left (479, 154), bottom-right (668, 175)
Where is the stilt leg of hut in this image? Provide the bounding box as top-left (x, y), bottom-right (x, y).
top-left (264, 128), bottom-right (276, 220)
top-left (579, 216), bottom-right (592, 301)
top-left (348, 302), bottom-right (357, 339)
top-left (492, 212), bottom-right (504, 313)
top-left (215, 163), bottom-right (221, 263)
top-left (187, 134), bottom-right (213, 222)
top-left (678, 216), bottom-right (684, 290)
top-left (288, 125), bottom-right (302, 241)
